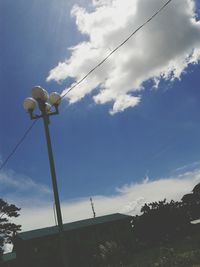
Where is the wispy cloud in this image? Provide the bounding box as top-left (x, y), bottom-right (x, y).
top-left (1, 164), bottom-right (199, 232)
top-left (172, 161), bottom-right (200, 174)
top-left (0, 169), bottom-right (52, 206)
top-left (12, 168), bottom-right (200, 232)
top-left (3, 167), bottom-right (198, 253)
top-left (47, 0), bottom-right (200, 114)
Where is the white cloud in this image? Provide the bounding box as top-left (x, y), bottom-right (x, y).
top-left (47, 0), bottom-right (200, 114)
top-left (13, 168), bottom-right (200, 232)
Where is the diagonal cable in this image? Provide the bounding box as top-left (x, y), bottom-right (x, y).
top-left (61, 0), bottom-right (173, 99)
top-left (0, 120), bottom-right (38, 171)
top-left (0, 0), bottom-right (173, 170)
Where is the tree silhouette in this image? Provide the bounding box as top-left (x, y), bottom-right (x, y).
top-left (0, 199), bottom-right (21, 256)
top-left (192, 183), bottom-right (200, 195)
top-left (131, 183), bottom-right (200, 249)
top-left (131, 199), bottom-right (190, 247)
top-left (182, 183), bottom-right (200, 221)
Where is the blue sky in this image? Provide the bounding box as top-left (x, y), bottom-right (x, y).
top-left (1, 0), bottom-right (200, 230)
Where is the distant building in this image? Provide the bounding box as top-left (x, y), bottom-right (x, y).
top-left (4, 213), bottom-right (132, 267)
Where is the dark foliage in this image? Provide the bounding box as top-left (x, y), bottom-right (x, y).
top-left (92, 183), bottom-right (200, 266)
top-left (130, 183), bottom-right (200, 250)
top-left (182, 182), bottom-right (200, 221)
top-left (132, 200), bottom-right (190, 248)
top-left (0, 198), bottom-right (21, 257)
top-left (192, 182), bottom-right (200, 195)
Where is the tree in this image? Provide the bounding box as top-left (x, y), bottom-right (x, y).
top-left (182, 183), bottom-right (200, 221)
top-left (0, 198), bottom-right (21, 256)
top-left (192, 183), bottom-right (200, 195)
top-left (131, 199), bottom-right (190, 247)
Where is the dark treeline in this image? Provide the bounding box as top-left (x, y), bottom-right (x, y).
top-left (95, 183), bottom-right (200, 266)
top-left (132, 182), bottom-right (200, 248)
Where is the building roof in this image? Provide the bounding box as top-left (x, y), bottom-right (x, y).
top-left (18, 213), bottom-right (131, 241)
top-left (2, 252), bottom-right (16, 262)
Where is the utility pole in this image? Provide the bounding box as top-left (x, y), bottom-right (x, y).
top-left (23, 86), bottom-right (68, 267)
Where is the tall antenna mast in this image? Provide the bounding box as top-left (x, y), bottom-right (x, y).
top-left (90, 197), bottom-right (96, 218)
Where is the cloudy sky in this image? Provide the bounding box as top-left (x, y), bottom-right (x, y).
top-left (1, 0), bottom-right (200, 232)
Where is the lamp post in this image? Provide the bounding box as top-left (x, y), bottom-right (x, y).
top-left (23, 86), bottom-right (68, 267)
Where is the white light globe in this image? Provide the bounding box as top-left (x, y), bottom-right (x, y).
top-left (23, 97), bottom-right (37, 111)
top-left (32, 86), bottom-right (49, 101)
top-left (45, 103), bottom-right (51, 113)
top-left (43, 89), bottom-right (49, 102)
top-left (49, 92), bottom-right (61, 106)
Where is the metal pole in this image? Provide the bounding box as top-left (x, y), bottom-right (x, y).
top-left (42, 112), bottom-right (68, 267)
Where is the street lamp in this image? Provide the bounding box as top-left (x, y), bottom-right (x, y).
top-left (23, 86), bottom-right (67, 267)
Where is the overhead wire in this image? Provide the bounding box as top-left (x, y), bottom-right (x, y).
top-left (0, 120), bottom-right (38, 171)
top-left (0, 0), bottom-right (173, 171)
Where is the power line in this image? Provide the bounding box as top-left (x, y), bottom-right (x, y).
top-left (61, 0), bottom-right (173, 99)
top-left (0, 120), bottom-right (38, 171)
top-left (0, 0), bottom-right (173, 171)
